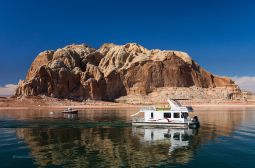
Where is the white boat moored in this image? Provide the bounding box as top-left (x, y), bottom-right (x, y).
top-left (62, 107), bottom-right (78, 114)
top-left (131, 99), bottom-right (199, 128)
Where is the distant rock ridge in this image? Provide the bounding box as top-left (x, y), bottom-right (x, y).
top-left (15, 43), bottom-right (241, 101)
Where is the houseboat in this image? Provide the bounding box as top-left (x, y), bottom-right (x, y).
top-left (131, 99), bottom-right (199, 128)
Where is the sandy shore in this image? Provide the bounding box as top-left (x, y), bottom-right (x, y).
top-left (0, 96), bottom-right (142, 110)
top-left (1, 96), bottom-right (255, 110)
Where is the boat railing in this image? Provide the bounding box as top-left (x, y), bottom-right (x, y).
top-left (140, 106), bottom-right (156, 111)
top-left (171, 106), bottom-right (189, 110)
top-left (140, 106), bottom-right (192, 112)
top-left (155, 107), bottom-right (171, 111)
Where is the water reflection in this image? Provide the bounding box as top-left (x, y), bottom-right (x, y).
top-left (15, 126), bottom-right (201, 167)
top-left (16, 128), bottom-right (174, 167)
top-left (132, 126), bottom-right (199, 165)
top-left (15, 127), bottom-right (200, 167)
top-left (132, 127), bottom-right (198, 153)
top-left (1, 107), bottom-right (255, 167)
top-left (63, 113), bottom-right (79, 120)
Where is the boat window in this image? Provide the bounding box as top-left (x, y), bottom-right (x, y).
top-left (181, 134), bottom-right (189, 141)
top-left (151, 131), bottom-right (154, 140)
top-left (164, 113), bottom-right (171, 118)
top-left (181, 112), bottom-right (188, 119)
top-left (151, 112), bottom-right (154, 118)
top-left (174, 113), bottom-right (180, 118)
top-left (164, 134), bottom-right (171, 138)
top-left (173, 133), bottom-right (180, 140)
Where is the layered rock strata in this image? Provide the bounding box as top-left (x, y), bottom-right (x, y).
top-left (16, 43), bottom-right (240, 101)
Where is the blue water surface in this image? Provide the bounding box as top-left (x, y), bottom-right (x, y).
top-left (0, 107), bottom-right (254, 168)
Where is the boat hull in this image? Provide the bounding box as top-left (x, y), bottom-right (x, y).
top-left (62, 110), bottom-right (78, 114)
top-left (132, 121), bottom-right (199, 128)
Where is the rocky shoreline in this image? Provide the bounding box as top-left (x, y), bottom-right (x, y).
top-left (1, 96), bottom-right (255, 110)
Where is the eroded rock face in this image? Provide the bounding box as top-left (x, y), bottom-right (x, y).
top-left (16, 43), bottom-right (238, 101)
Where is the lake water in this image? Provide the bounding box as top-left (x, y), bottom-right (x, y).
top-left (0, 107), bottom-right (255, 168)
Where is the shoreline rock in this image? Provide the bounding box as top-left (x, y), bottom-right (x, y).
top-left (15, 43), bottom-right (243, 101)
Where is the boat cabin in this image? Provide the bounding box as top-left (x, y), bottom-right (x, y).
top-left (136, 99), bottom-right (193, 123)
top-left (143, 110), bottom-right (190, 122)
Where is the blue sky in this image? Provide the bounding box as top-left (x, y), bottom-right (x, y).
top-left (0, 0), bottom-right (255, 89)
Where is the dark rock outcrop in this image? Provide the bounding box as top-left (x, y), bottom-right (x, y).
top-left (16, 43), bottom-right (237, 101)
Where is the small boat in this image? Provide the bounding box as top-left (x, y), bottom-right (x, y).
top-left (62, 107), bottom-right (78, 114)
top-left (131, 99), bottom-right (199, 128)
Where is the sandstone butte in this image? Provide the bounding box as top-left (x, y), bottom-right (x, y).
top-left (15, 43), bottom-right (243, 103)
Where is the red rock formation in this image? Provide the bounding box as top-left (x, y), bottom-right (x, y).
top-left (15, 43), bottom-right (237, 101)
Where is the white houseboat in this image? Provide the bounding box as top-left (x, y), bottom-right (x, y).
top-left (131, 99), bottom-right (199, 128)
